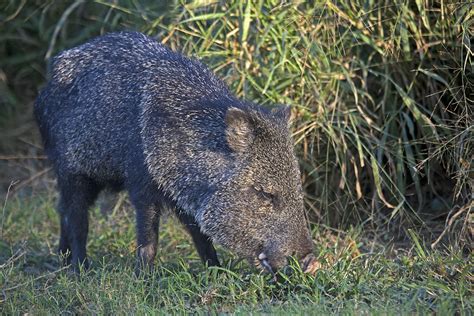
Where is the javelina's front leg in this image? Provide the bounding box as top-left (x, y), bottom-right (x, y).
top-left (128, 181), bottom-right (160, 275)
top-left (176, 210), bottom-right (219, 267)
top-left (135, 207), bottom-right (160, 274)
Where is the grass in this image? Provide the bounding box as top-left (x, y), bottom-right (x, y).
top-left (1, 193), bottom-right (472, 314)
top-left (0, 0), bottom-right (473, 314)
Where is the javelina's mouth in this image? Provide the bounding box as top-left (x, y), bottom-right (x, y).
top-left (258, 253), bottom-right (277, 281)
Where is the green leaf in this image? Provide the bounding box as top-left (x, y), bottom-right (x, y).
top-left (179, 13), bottom-right (226, 24)
top-left (241, 0), bottom-right (252, 44)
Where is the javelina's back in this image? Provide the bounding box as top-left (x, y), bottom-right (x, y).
top-left (35, 31), bottom-right (231, 183)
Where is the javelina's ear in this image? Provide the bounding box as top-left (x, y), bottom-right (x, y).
top-left (271, 105), bottom-right (292, 123)
top-left (225, 107), bottom-right (255, 152)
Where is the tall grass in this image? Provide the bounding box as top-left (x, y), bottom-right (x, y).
top-left (1, 0), bottom-right (472, 246)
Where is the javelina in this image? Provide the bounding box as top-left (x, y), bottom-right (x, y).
top-left (34, 31), bottom-right (315, 274)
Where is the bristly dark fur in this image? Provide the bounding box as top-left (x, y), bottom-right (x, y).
top-left (34, 31), bottom-right (313, 273)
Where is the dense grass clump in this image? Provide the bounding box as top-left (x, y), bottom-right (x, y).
top-left (0, 1), bottom-right (472, 313)
top-left (1, 194), bottom-right (472, 314)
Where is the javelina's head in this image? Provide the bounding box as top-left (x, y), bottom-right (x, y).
top-left (201, 105), bottom-right (314, 272)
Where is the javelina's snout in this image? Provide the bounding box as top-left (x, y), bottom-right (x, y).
top-left (258, 234), bottom-right (314, 274)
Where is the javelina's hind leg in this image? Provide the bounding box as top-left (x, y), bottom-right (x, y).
top-left (57, 176), bottom-right (100, 272)
top-left (58, 210), bottom-right (72, 266)
top-left (176, 211), bottom-right (220, 267)
top-left (129, 187), bottom-right (161, 275)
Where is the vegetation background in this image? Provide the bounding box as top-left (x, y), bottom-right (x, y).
top-left (0, 0), bottom-right (472, 314)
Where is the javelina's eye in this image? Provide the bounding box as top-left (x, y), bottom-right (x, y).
top-left (260, 190), bottom-right (275, 202)
top-left (252, 187), bottom-right (280, 208)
